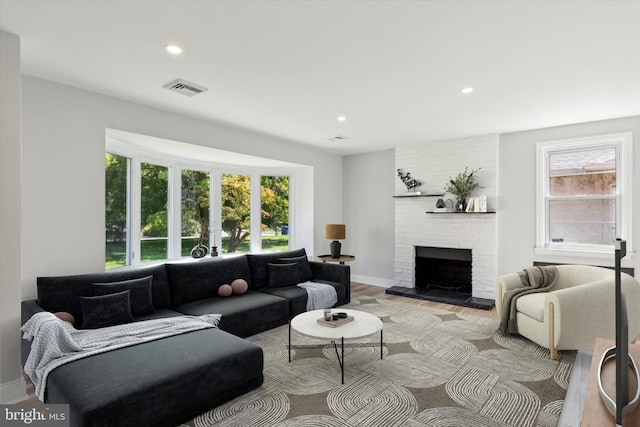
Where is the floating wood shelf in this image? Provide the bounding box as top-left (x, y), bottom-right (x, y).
top-left (392, 193), bottom-right (444, 198)
top-left (426, 211), bottom-right (496, 214)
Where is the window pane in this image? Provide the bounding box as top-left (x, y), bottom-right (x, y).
top-left (181, 170), bottom-right (210, 257)
top-left (105, 153), bottom-right (129, 269)
top-left (140, 163), bottom-right (169, 262)
top-left (261, 176), bottom-right (289, 251)
top-left (549, 199), bottom-right (616, 247)
top-left (548, 148), bottom-right (616, 196)
top-left (221, 174), bottom-right (251, 253)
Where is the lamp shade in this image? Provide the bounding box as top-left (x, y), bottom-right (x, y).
top-left (326, 224), bottom-right (346, 240)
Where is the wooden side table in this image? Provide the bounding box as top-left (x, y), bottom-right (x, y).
top-left (581, 337), bottom-right (640, 426)
top-left (317, 255), bottom-right (355, 265)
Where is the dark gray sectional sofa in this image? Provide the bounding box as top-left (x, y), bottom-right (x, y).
top-left (21, 248), bottom-right (350, 427)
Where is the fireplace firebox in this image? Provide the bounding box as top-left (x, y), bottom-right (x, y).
top-left (415, 246), bottom-right (472, 294)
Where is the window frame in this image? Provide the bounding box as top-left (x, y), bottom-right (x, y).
top-left (106, 141), bottom-right (298, 270)
top-left (535, 132), bottom-right (633, 259)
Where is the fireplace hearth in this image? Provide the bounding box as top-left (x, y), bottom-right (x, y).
top-left (386, 245), bottom-right (494, 310)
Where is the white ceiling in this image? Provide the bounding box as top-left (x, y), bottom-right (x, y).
top-left (1, 0), bottom-right (639, 156)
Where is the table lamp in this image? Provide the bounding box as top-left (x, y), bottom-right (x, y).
top-left (326, 224), bottom-right (346, 258)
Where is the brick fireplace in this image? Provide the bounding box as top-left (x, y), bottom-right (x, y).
top-left (388, 135), bottom-right (498, 309)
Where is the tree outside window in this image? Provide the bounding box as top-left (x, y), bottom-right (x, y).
top-left (181, 170), bottom-right (210, 256)
top-left (221, 174), bottom-right (251, 253)
top-left (105, 153), bottom-right (129, 269)
top-left (140, 162), bottom-right (169, 262)
top-left (261, 176), bottom-right (289, 251)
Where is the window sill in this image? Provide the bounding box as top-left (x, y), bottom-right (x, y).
top-left (534, 246), bottom-right (636, 266)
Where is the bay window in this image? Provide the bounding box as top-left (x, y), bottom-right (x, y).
top-left (105, 145), bottom-right (294, 270)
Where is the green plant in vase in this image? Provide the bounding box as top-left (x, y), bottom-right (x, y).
top-left (444, 167), bottom-right (481, 211)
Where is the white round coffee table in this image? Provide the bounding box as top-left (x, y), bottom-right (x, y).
top-left (288, 308), bottom-right (383, 384)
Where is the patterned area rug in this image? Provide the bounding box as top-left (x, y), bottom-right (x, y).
top-left (180, 297), bottom-right (575, 427)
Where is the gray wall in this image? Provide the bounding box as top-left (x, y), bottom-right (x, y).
top-left (344, 149), bottom-right (396, 286)
top-left (0, 31), bottom-right (24, 402)
top-left (20, 76), bottom-right (344, 301)
top-left (498, 115), bottom-right (640, 275)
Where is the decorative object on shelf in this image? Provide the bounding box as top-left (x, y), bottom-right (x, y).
top-left (443, 167), bottom-right (482, 212)
top-left (432, 198), bottom-right (456, 212)
top-left (190, 242), bottom-right (208, 258)
top-left (210, 234), bottom-right (218, 256)
top-left (325, 224), bottom-right (346, 258)
top-left (597, 239), bottom-right (640, 425)
top-left (397, 169), bottom-right (421, 193)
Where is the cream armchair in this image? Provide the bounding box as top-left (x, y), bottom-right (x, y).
top-left (496, 265), bottom-right (640, 360)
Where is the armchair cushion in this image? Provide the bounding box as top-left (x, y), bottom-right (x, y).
top-left (515, 293), bottom-right (546, 322)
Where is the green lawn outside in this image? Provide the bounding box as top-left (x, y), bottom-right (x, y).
top-left (106, 235), bottom-right (289, 269)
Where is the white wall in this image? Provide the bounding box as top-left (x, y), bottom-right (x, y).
top-left (498, 115), bottom-right (640, 275)
top-left (344, 149), bottom-right (396, 286)
top-left (0, 31), bottom-right (27, 403)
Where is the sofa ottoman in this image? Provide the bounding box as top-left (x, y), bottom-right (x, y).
top-left (41, 328), bottom-right (263, 427)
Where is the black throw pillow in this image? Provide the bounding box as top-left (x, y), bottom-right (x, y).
top-left (278, 255), bottom-right (313, 283)
top-left (92, 276), bottom-right (155, 317)
top-left (80, 290), bottom-right (134, 329)
top-left (267, 263), bottom-right (299, 288)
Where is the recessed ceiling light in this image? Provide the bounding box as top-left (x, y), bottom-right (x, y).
top-left (165, 45), bottom-right (183, 55)
top-left (337, 116), bottom-right (346, 122)
top-left (461, 87), bottom-right (474, 94)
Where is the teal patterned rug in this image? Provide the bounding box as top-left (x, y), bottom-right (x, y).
top-left (180, 296), bottom-right (575, 427)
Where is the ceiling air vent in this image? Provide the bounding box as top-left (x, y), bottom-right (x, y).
top-left (163, 78), bottom-right (208, 97)
top-left (328, 135), bottom-right (350, 142)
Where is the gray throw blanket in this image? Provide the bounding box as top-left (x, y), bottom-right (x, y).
top-left (22, 312), bottom-right (221, 400)
top-left (297, 281), bottom-right (338, 310)
top-left (499, 266), bottom-right (558, 335)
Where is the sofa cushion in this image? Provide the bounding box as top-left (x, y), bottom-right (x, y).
top-left (175, 290), bottom-right (289, 337)
top-left (267, 263), bottom-right (299, 288)
top-left (278, 255), bottom-right (313, 283)
top-left (37, 264), bottom-right (171, 326)
top-left (80, 290), bottom-right (134, 329)
top-left (516, 293), bottom-right (547, 322)
top-left (166, 257), bottom-right (252, 306)
top-left (92, 276), bottom-right (155, 317)
top-left (44, 328), bottom-right (263, 426)
top-left (257, 286), bottom-right (308, 318)
top-left (246, 248), bottom-right (308, 289)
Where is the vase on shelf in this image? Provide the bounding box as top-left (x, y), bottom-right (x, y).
top-left (455, 199), bottom-right (466, 212)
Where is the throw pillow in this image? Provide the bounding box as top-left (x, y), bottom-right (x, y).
top-left (278, 255), bottom-right (313, 283)
top-left (231, 278), bottom-right (248, 294)
top-left (267, 263), bottom-right (298, 288)
top-left (54, 311), bottom-right (76, 327)
top-left (80, 290), bottom-right (134, 329)
top-left (92, 275), bottom-right (155, 317)
top-left (218, 284), bottom-right (233, 297)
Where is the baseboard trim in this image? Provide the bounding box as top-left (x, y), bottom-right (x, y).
top-left (0, 377), bottom-right (28, 404)
top-left (351, 274), bottom-right (395, 288)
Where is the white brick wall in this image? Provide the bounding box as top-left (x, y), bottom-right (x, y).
top-left (395, 135), bottom-right (498, 299)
